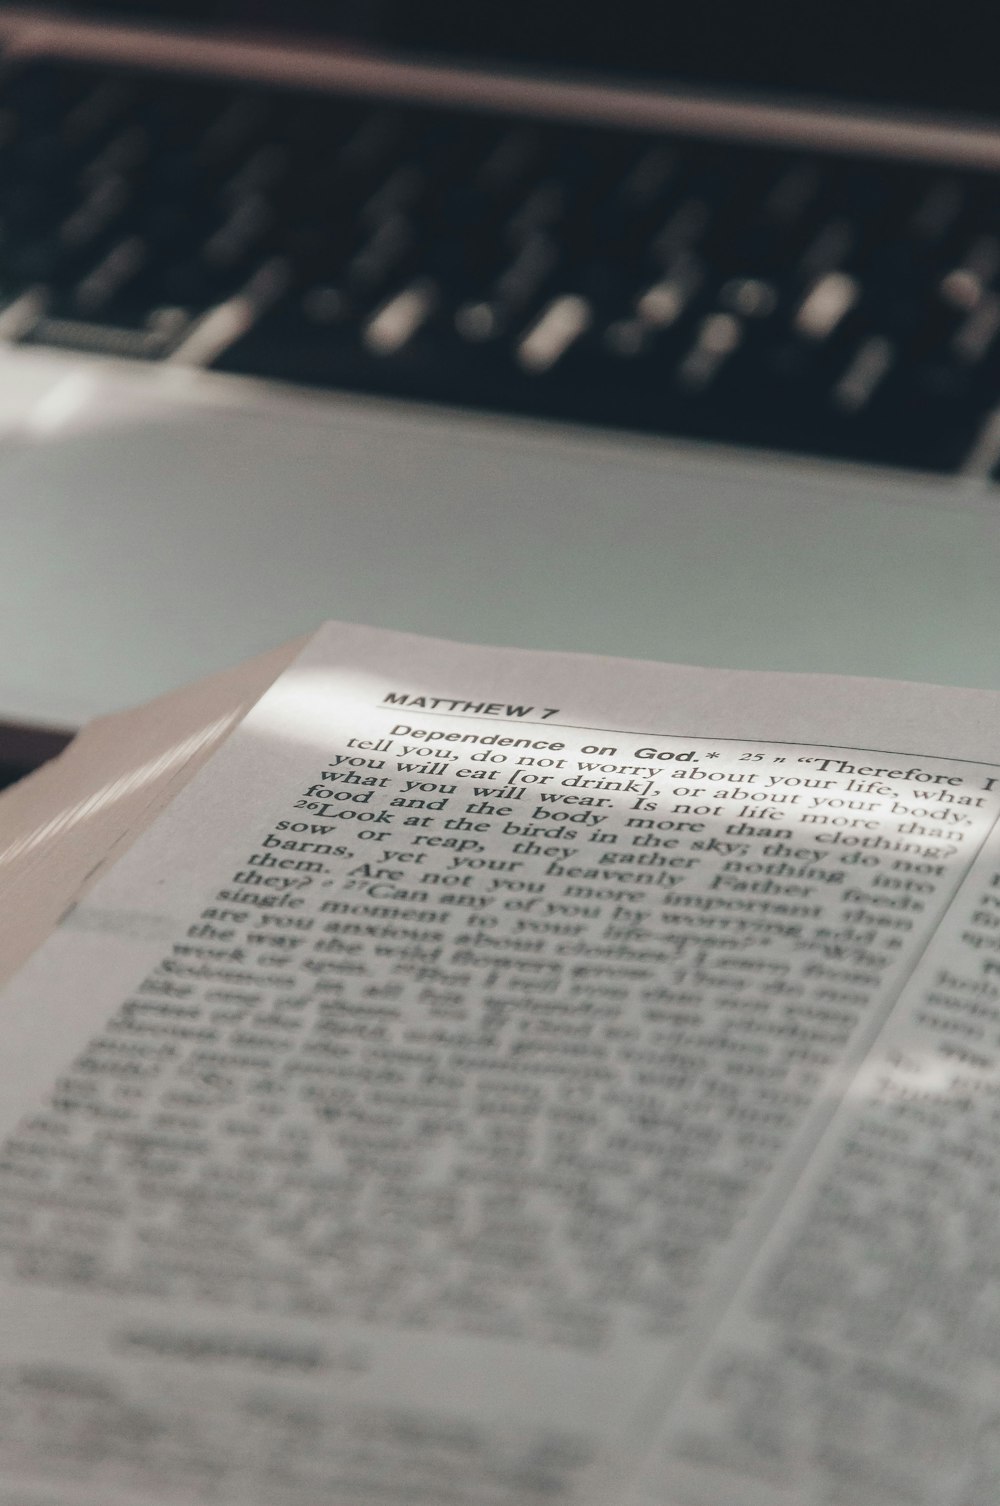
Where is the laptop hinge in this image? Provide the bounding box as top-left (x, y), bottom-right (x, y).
top-left (3, 6), bottom-right (1000, 168)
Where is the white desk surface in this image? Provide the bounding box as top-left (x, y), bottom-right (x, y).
top-left (1, 345), bottom-right (998, 731)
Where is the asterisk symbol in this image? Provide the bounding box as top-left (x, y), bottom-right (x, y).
top-left (704, 751), bottom-right (720, 759)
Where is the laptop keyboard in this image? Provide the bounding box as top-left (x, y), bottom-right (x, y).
top-left (4, 58), bottom-right (1000, 473)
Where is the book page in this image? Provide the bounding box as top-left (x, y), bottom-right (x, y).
top-left (627, 821), bottom-right (1000, 1504)
top-left (0, 637), bottom-right (308, 989)
top-left (0, 621), bottom-right (998, 1506)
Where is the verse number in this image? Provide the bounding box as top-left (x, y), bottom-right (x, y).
top-left (739, 752), bottom-right (764, 762)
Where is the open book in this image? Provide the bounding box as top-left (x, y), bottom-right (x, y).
top-left (1, 620), bottom-right (999, 1506)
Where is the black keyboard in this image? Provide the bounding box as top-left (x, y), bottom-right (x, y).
top-left (4, 58), bottom-right (1000, 473)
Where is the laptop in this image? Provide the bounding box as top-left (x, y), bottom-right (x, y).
top-left (2, 0), bottom-right (1000, 753)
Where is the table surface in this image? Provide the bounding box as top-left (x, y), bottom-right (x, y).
top-left (2, 345), bottom-right (999, 733)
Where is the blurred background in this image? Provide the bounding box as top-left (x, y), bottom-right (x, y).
top-left (3, 0), bottom-right (1000, 788)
